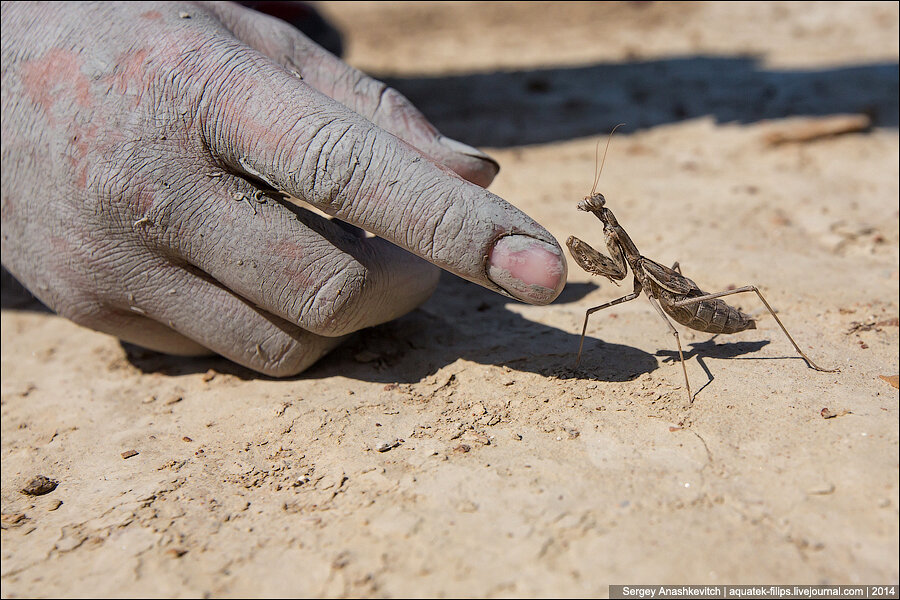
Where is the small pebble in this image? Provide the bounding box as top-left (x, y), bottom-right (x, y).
top-left (121, 450), bottom-right (139, 460)
top-left (21, 475), bottom-right (58, 496)
top-left (375, 439), bottom-right (401, 452)
top-left (820, 408), bottom-right (851, 419)
top-left (47, 499), bottom-right (63, 511)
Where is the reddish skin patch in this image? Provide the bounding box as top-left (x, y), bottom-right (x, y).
top-left (19, 48), bottom-right (106, 190)
top-left (20, 49), bottom-right (93, 120)
top-left (269, 239), bottom-right (305, 260)
top-left (109, 48), bottom-right (150, 105)
top-left (68, 122), bottom-right (100, 190)
top-left (141, 10), bottom-right (163, 20)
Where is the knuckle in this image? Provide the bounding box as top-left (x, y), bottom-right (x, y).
top-left (298, 259), bottom-right (369, 337)
top-left (374, 86), bottom-right (417, 121)
top-left (294, 119), bottom-right (379, 212)
top-left (254, 343), bottom-right (307, 378)
top-left (371, 85), bottom-right (440, 144)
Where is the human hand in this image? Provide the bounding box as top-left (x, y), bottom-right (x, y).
top-left (0, 1), bottom-right (566, 376)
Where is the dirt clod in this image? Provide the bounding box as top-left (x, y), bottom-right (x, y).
top-left (21, 475), bottom-right (58, 496)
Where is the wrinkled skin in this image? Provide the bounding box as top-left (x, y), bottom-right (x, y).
top-left (1, 1), bottom-right (566, 376)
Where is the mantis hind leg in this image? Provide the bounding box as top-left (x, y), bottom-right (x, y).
top-left (646, 296), bottom-right (693, 404)
top-left (672, 286), bottom-right (837, 372)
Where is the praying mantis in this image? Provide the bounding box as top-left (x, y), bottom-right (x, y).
top-left (566, 126), bottom-right (836, 401)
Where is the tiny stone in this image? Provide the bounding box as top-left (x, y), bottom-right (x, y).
top-left (47, 500), bottom-right (63, 511)
top-left (375, 439), bottom-right (401, 452)
top-left (121, 449), bottom-right (139, 460)
top-left (820, 407), bottom-right (851, 419)
top-left (21, 475), bottom-right (58, 496)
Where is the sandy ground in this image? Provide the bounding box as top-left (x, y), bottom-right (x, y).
top-left (2, 2), bottom-right (898, 597)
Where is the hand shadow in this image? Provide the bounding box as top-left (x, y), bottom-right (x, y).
top-left (1, 267), bottom-right (51, 313)
top-left (379, 55), bottom-right (897, 147)
top-left (655, 336), bottom-right (771, 398)
top-left (4, 251), bottom-right (645, 383)
top-left (111, 273), bottom-right (657, 383)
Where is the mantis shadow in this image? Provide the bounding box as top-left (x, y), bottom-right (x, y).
top-left (308, 273), bottom-right (658, 384)
top-left (655, 336), bottom-right (771, 399)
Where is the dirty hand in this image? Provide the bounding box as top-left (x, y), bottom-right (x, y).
top-left (0, 1), bottom-right (567, 376)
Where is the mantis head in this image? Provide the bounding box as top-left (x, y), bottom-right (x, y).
top-left (577, 193), bottom-right (606, 213)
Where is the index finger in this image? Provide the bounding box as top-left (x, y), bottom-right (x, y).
top-left (199, 41), bottom-right (566, 304)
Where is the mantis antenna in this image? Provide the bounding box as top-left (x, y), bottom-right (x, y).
top-left (590, 123), bottom-right (626, 195)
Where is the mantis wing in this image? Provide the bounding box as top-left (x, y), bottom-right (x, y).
top-left (640, 257), bottom-right (702, 295)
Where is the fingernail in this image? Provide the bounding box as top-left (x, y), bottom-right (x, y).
top-left (488, 235), bottom-right (567, 305)
top-left (438, 135), bottom-right (500, 171)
